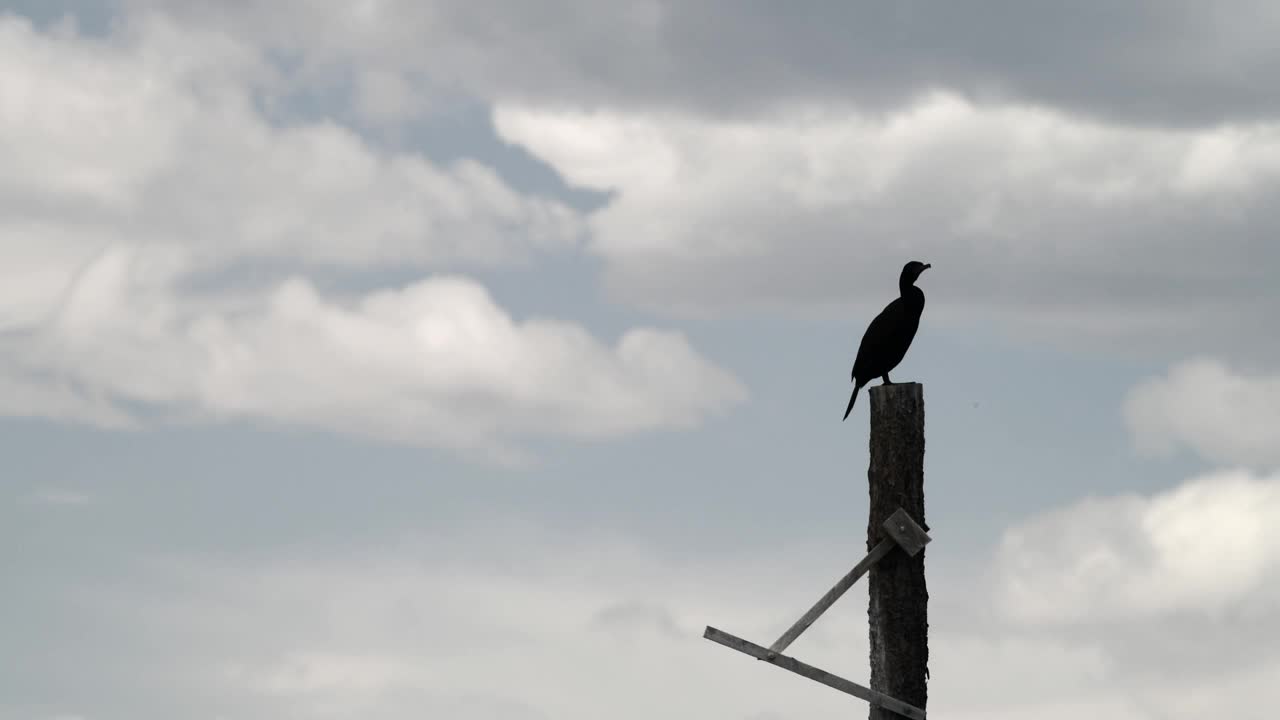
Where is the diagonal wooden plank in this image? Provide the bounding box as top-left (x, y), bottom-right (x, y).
top-left (704, 626), bottom-right (926, 720)
top-left (768, 537), bottom-right (895, 654)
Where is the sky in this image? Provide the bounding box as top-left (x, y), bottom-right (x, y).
top-left (3, 2), bottom-right (1280, 719)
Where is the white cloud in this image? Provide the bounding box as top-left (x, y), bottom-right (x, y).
top-left (3, 245), bottom-right (743, 458)
top-left (0, 14), bottom-right (742, 453)
top-left (994, 468), bottom-right (1280, 624)
top-left (493, 97), bottom-right (1280, 357)
top-left (0, 13), bottom-right (582, 276)
top-left (1124, 358), bottom-right (1280, 468)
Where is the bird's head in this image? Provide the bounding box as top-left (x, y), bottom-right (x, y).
top-left (901, 260), bottom-right (931, 285)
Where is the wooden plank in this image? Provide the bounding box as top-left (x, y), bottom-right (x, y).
top-left (767, 538), bottom-right (896, 654)
top-left (703, 626), bottom-right (926, 720)
top-left (882, 507), bottom-right (931, 558)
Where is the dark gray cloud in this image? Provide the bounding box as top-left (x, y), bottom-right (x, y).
top-left (647, 1), bottom-right (1280, 126)
top-left (128, 0), bottom-right (1280, 126)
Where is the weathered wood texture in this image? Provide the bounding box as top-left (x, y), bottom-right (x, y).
top-left (703, 627), bottom-right (927, 720)
top-left (867, 383), bottom-right (929, 719)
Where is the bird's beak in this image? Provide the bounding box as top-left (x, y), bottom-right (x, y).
top-left (922, 263), bottom-right (932, 271)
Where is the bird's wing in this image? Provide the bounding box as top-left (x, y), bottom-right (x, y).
top-left (852, 298), bottom-right (904, 380)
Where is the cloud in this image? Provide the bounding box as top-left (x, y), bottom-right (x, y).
top-left (0, 13), bottom-right (582, 277)
top-left (125, 1), bottom-right (1280, 126)
top-left (12, 511), bottom-right (1280, 720)
top-left (0, 14), bottom-right (742, 454)
top-left (994, 468), bottom-right (1280, 625)
top-left (493, 98), bottom-right (1280, 357)
top-left (985, 467), bottom-right (1280, 718)
top-left (21, 7), bottom-right (1280, 365)
top-left (63, 3), bottom-right (1277, 363)
top-left (31, 531), bottom-right (860, 720)
top-left (3, 248), bottom-right (744, 458)
top-left (1124, 358), bottom-right (1280, 468)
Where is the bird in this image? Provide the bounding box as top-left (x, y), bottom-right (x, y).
top-left (842, 261), bottom-right (931, 420)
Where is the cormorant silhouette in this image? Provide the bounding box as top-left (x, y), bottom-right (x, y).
top-left (842, 261), bottom-right (930, 420)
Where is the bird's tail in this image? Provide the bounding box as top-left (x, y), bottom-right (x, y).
top-left (842, 382), bottom-right (863, 421)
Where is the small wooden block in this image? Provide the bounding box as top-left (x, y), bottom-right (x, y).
top-left (882, 508), bottom-right (931, 557)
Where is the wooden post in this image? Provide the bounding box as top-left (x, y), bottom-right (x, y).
top-left (867, 383), bottom-right (928, 719)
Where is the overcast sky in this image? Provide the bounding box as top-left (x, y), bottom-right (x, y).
top-left (3, 2), bottom-right (1280, 719)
